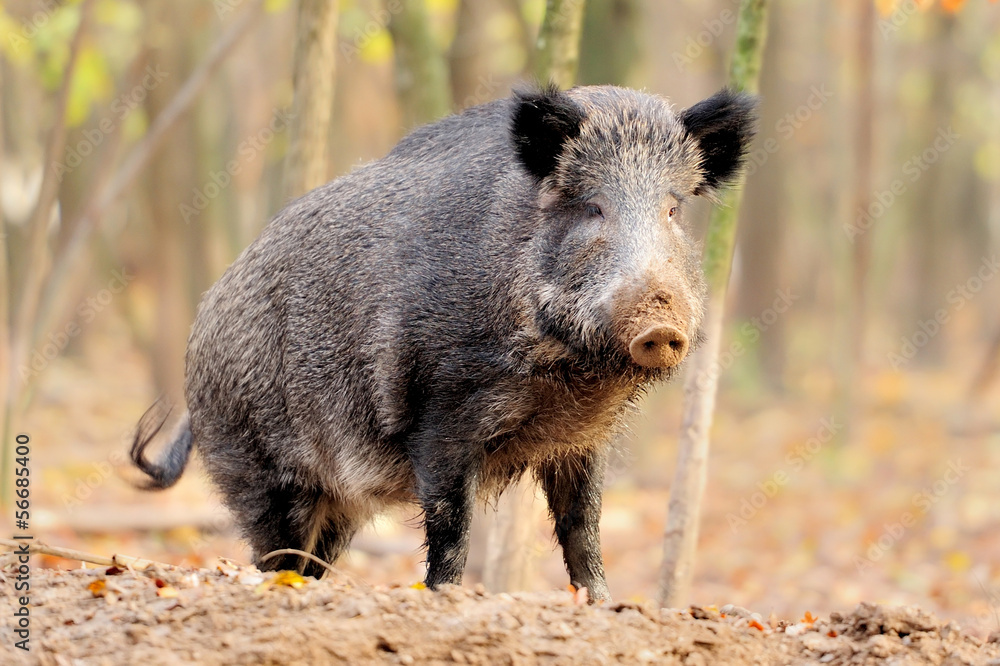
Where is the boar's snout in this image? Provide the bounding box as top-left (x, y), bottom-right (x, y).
top-left (628, 324), bottom-right (689, 369)
top-left (615, 269), bottom-right (699, 370)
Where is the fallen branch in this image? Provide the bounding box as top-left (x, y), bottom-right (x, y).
top-left (0, 538), bottom-right (175, 570)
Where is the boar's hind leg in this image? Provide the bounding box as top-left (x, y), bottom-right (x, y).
top-left (410, 441), bottom-right (481, 589)
top-left (537, 448), bottom-right (611, 602)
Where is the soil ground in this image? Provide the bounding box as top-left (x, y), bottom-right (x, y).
top-left (3, 563), bottom-right (1000, 665)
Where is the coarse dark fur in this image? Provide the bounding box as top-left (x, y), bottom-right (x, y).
top-left (131, 84), bottom-right (756, 601)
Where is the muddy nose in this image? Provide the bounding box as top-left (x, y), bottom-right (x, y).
top-left (629, 325), bottom-right (689, 369)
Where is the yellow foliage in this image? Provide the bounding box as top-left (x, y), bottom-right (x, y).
top-left (974, 142), bottom-right (1000, 182)
top-left (943, 551), bottom-right (971, 573)
top-left (94, 0), bottom-right (143, 34)
top-left (67, 44), bottom-right (113, 126)
top-left (264, 0), bottom-right (292, 13)
top-left (426, 0), bottom-right (458, 13)
top-left (360, 29), bottom-right (393, 65)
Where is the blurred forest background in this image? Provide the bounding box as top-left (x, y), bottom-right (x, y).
top-left (2, 0), bottom-right (1000, 630)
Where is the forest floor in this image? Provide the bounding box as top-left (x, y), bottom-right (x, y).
top-left (3, 562), bottom-right (1000, 665)
top-left (5, 311), bottom-right (1000, 663)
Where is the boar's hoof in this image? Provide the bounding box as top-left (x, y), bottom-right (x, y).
top-left (629, 324), bottom-right (689, 369)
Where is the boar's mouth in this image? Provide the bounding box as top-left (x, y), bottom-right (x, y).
top-left (526, 303), bottom-right (690, 385)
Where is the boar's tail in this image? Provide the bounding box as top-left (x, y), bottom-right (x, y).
top-left (129, 399), bottom-right (194, 490)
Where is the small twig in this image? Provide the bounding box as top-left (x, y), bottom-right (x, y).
top-left (0, 538), bottom-right (174, 570)
top-left (259, 548), bottom-right (340, 578)
top-left (258, 548), bottom-right (372, 589)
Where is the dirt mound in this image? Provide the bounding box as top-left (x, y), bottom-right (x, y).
top-left (5, 564), bottom-right (1000, 665)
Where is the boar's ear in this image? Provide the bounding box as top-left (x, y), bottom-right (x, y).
top-left (680, 88), bottom-right (758, 196)
top-left (511, 84), bottom-right (585, 181)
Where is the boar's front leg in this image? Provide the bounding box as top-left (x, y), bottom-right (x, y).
top-left (410, 437), bottom-right (481, 589)
top-left (537, 448), bottom-right (611, 602)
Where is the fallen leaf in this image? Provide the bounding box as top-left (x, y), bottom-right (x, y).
top-left (87, 580), bottom-right (106, 597)
top-left (271, 571), bottom-right (307, 588)
top-left (410, 581), bottom-right (427, 590)
top-left (156, 586), bottom-right (179, 598)
top-left (803, 611), bottom-right (817, 624)
top-left (255, 570), bottom-right (307, 594)
top-left (749, 619), bottom-right (765, 631)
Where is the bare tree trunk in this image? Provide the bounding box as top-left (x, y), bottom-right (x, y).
top-left (734, 9), bottom-right (786, 389)
top-left (388, 0), bottom-right (450, 127)
top-left (0, 58), bottom-right (10, 504)
top-left (578, 0), bottom-right (640, 86)
top-left (533, 0), bottom-right (587, 89)
top-left (283, 0), bottom-right (338, 200)
top-left (482, 0), bottom-right (588, 594)
top-left (3, 0), bottom-right (92, 505)
top-left (908, 15), bottom-right (956, 359)
top-left (834, 0), bottom-right (875, 439)
top-left (658, 0), bottom-right (769, 609)
top-left (449, 0), bottom-right (492, 110)
top-left (144, 2), bottom-right (199, 401)
top-left (482, 480), bottom-right (539, 593)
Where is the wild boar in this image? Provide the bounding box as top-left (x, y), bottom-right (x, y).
top-left (132, 84), bottom-right (756, 601)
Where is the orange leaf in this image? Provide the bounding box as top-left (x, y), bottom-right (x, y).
top-left (749, 620), bottom-right (765, 631)
top-left (941, 0), bottom-right (966, 11)
top-left (803, 611), bottom-right (817, 624)
top-left (156, 586), bottom-right (179, 598)
top-left (87, 580), bottom-right (106, 597)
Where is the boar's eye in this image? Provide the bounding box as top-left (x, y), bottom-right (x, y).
top-left (584, 203), bottom-right (604, 219)
top-left (668, 206), bottom-right (678, 221)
